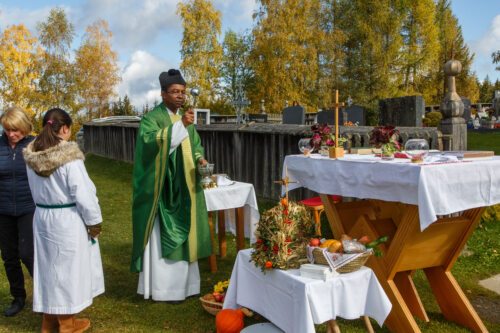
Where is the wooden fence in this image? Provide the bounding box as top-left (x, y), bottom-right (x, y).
top-left (83, 122), bottom-right (440, 200)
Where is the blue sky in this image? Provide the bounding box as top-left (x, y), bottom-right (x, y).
top-left (0, 0), bottom-right (498, 107)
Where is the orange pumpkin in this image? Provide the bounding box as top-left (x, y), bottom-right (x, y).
top-left (216, 309), bottom-right (244, 333)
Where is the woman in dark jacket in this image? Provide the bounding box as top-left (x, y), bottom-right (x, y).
top-left (0, 106), bottom-right (35, 317)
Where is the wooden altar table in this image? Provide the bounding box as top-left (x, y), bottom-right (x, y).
top-left (283, 154), bottom-right (500, 333)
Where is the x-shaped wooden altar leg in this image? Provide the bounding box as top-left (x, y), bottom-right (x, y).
top-left (320, 195), bottom-right (488, 333)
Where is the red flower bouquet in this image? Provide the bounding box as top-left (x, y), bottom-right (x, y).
top-left (310, 124), bottom-right (346, 150)
top-left (369, 126), bottom-right (401, 156)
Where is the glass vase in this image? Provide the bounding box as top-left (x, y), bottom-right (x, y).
top-left (381, 143), bottom-right (395, 160)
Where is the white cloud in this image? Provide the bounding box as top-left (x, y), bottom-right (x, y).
top-left (0, 5), bottom-right (54, 32)
top-left (117, 50), bottom-right (171, 109)
top-left (474, 14), bottom-right (500, 55)
top-left (78, 0), bottom-right (181, 52)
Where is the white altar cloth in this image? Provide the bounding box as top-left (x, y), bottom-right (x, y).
top-left (224, 249), bottom-right (391, 333)
top-left (283, 154), bottom-right (500, 230)
top-left (204, 181), bottom-right (259, 244)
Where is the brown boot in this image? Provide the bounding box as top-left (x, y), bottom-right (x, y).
top-left (41, 313), bottom-right (59, 333)
top-left (57, 315), bottom-right (91, 333)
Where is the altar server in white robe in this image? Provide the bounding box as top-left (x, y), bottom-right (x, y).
top-left (23, 108), bottom-right (104, 333)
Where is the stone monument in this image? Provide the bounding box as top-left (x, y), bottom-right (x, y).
top-left (379, 96), bottom-right (425, 127)
top-left (494, 90), bottom-right (500, 119)
top-left (440, 60), bottom-right (466, 151)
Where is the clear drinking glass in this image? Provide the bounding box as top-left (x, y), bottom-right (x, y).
top-left (404, 139), bottom-right (429, 163)
top-left (298, 138), bottom-right (313, 156)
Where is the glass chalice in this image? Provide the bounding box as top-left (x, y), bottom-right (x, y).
top-left (298, 138), bottom-right (313, 156)
top-left (404, 139), bottom-right (429, 163)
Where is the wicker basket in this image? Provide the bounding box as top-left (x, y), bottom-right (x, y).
top-left (312, 248), bottom-right (371, 273)
top-left (200, 294), bottom-right (223, 316)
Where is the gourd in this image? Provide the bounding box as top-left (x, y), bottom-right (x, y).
top-left (216, 309), bottom-right (244, 333)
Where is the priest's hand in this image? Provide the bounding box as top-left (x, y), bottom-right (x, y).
top-left (87, 224), bottom-right (102, 238)
top-left (198, 158), bottom-right (208, 167)
top-left (182, 109), bottom-right (195, 127)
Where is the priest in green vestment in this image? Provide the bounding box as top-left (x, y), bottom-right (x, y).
top-left (131, 69), bottom-right (211, 301)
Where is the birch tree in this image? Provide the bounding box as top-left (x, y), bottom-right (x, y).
top-left (75, 20), bottom-right (120, 119)
top-left (178, 0), bottom-right (223, 106)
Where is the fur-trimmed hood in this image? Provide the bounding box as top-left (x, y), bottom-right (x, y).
top-left (23, 141), bottom-right (85, 177)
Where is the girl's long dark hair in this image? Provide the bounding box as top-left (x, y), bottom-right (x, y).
top-left (33, 108), bottom-right (72, 152)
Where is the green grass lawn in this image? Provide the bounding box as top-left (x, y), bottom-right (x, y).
top-left (0, 131), bottom-right (499, 332)
top-left (468, 130), bottom-right (500, 155)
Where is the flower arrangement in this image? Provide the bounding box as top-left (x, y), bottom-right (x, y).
top-left (310, 123), bottom-right (347, 150)
top-left (251, 198), bottom-right (315, 272)
top-left (369, 126), bottom-right (401, 156)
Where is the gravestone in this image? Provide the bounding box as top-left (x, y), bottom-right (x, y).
top-left (461, 97), bottom-right (471, 121)
top-left (282, 106), bottom-right (305, 124)
top-left (379, 96), bottom-right (425, 127)
top-left (248, 113), bottom-right (268, 123)
top-left (316, 110), bottom-right (336, 125)
top-left (345, 105), bottom-right (365, 125)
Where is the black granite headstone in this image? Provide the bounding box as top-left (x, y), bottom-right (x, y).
top-left (282, 106), bottom-right (305, 124)
top-left (248, 114), bottom-right (268, 123)
top-left (316, 110), bottom-right (336, 125)
top-left (345, 105), bottom-right (365, 126)
top-left (379, 96), bottom-right (425, 127)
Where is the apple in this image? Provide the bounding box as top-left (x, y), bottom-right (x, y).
top-left (213, 292), bottom-right (224, 303)
top-left (358, 235), bottom-right (370, 245)
top-left (309, 238), bottom-right (320, 247)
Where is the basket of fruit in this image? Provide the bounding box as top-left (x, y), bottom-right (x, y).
top-left (200, 280), bottom-right (229, 316)
top-left (200, 294), bottom-right (223, 316)
top-left (309, 235), bottom-right (388, 273)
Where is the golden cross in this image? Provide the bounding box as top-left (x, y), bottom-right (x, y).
top-left (332, 90), bottom-right (344, 148)
top-left (274, 167), bottom-right (296, 202)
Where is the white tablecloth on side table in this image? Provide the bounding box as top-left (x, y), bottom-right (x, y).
top-left (204, 181), bottom-right (260, 244)
top-left (224, 249), bottom-right (391, 333)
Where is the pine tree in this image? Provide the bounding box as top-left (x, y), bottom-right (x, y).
top-left (111, 97), bottom-right (122, 116)
top-left (399, 0), bottom-right (439, 95)
top-left (123, 95), bottom-right (134, 115)
top-left (339, 0), bottom-right (403, 123)
top-left (479, 76), bottom-right (495, 102)
top-left (178, 0), bottom-right (223, 106)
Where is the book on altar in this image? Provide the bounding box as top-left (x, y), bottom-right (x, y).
top-left (429, 150), bottom-right (494, 160)
top-left (300, 264), bottom-right (339, 281)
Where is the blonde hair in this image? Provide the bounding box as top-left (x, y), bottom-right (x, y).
top-left (0, 106), bottom-right (33, 135)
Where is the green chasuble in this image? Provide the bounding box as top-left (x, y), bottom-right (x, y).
top-left (130, 103), bottom-right (211, 273)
